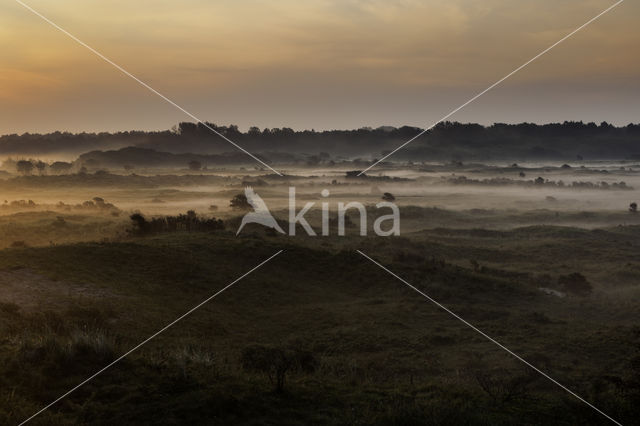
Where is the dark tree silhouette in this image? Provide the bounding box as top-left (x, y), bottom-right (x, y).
top-left (346, 170), bottom-right (364, 178)
top-left (230, 193), bottom-right (251, 210)
top-left (630, 202), bottom-right (638, 213)
top-left (129, 211), bottom-right (223, 235)
top-left (129, 213), bottom-right (149, 234)
top-left (381, 192), bottom-right (396, 202)
top-left (240, 345), bottom-right (317, 393)
top-left (50, 161), bottom-right (72, 174)
top-left (16, 160), bottom-right (34, 175)
top-left (3, 121), bottom-right (640, 161)
top-left (188, 160), bottom-right (202, 171)
top-left (34, 161), bottom-right (47, 175)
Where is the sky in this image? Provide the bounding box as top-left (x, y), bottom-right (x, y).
top-left (0, 0), bottom-right (637, 134)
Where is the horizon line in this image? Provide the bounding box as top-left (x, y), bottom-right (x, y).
top-left (2, 119), bottom-right (638, 138)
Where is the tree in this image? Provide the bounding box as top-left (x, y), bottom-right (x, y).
top-left (631, 202), bottom-right (638, 213)
top-left (129, 211), bottom-right (223, 235)
top-left (16, 160), bottom-right (34, 175)
top-left (34, 160), bottom-right (47, 175)
top-left (230, 193), bottom-right (251, 210)
top-left (129, 213), bottom-right (149, 235)
top-left (381, 192), bottom-right (396, 202)
top-left (558, 272), bottom-right (592, 296)
top-left (188, 160), bottom-right (202, 171)
top-left (346, 170), bottom-right (363, 178)
top-left (50, 161), bottom-right (72, 174)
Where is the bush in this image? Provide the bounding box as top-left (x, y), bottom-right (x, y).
top-left (381, 192), bottom-right (396, 202)
top-left (129, 212), bottom-right (224, 235)
top-left (17, 329), bottom-right (117, 376)
top-left (240, 345), bottom-right (317, 392)
top-left (230, 194), bottom-right (251, 210)
top-left (558, 272), bottom-right (593, 296)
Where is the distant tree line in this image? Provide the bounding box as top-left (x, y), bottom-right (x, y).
top-left (3, 121), bottom-right (640, 161)
top-left (3, 158), bottom-right (75, 175)
top-left (444, 176), bottom-right (633, 190)
top-left (2, 197), bottom-right (119, 214)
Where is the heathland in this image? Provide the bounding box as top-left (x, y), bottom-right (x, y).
top-left (0, 144), bottom-right (639, 425)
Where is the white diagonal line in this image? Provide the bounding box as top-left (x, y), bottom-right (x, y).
top-left (358, 0), bottom-right (624, 176)
top-left (356, 250), bottom-right (623, 426)
top-left (19, 249), bottom-right (284, 426)
top-left (14, 0), bottom-right (283, 176)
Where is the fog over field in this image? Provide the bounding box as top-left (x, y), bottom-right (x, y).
top-left (2, 0), bottom-right (639, 424)
top-left (1, 120), bottom-right (640, 425)
top-left (2, 154), bottom-right (639, 224)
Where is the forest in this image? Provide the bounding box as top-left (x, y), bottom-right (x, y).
top-left (2, 121), bottom-right (640, 161)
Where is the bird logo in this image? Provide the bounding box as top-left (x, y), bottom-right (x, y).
top-left (236, 187), bottom-right (285, 235)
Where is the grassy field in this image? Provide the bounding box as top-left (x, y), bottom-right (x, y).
top-left (0, 221), bottom-right (638, 425)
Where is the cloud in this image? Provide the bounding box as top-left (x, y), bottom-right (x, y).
top-left (0, 0), bottom-right (637, 133)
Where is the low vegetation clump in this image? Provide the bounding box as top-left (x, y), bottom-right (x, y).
top-left (558, 272), bottom-right (593, 296)
top-left (128, 211), bottom-right (224, 235)
top-left (229, 193), bottom-right (251, 210)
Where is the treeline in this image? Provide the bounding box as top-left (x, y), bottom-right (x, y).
top-left (2, 121), bottom-right (640, 160)
top-left (1, 197), bottom-right (120, 213)
top-left (2, 158), bottom-right (77, 175)
top-left (405, 121), bottom-right (640, 161)
top-left (128, 211), bottom-right (224, 235)
top-left (444, 176), bottom-right (633, 190)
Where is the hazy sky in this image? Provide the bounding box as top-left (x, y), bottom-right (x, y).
top-left (0, 0), bottom-right (637, 134)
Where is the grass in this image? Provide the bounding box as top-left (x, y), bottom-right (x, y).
top-left (0, 211), bottom-right (127, 249)
top-left (0, 223), bottom-right (638, 424)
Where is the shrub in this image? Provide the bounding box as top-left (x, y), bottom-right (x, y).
top-left (230, 193), bottom-right (251, 210)
top-left (18, 329), bottom-right (117, 375)
top-left (129, 212), bottom-right (224, 235)
top-left (558, 272), bottom-right (593, 296)
top-left (240, 345), bottom-right (317, 392)
top-left (381, 192), bottom-right (396, 202)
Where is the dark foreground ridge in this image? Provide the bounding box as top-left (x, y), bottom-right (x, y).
top-left (1, 227), bottom-right (639, 424)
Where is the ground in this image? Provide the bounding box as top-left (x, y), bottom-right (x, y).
top-left (0, 224), bottom-right (638, 425)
